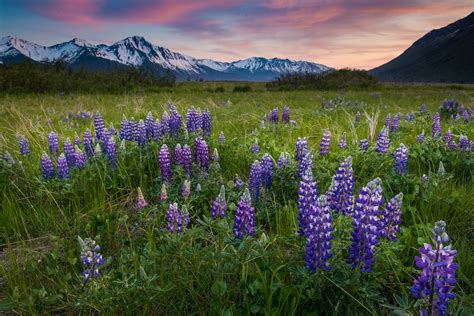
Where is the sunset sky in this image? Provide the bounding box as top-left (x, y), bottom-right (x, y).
top-left (1, 0), bottom-right (472, 69)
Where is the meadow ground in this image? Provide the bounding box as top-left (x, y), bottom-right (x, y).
top-left (0, 82), bottom-right (473, 314)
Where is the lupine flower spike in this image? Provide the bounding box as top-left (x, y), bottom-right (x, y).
top-left (298, 167), bottom-right (318, 236)
top-left (167, 203), bottom-right (184, 234)
top-left (57, 153), bottom-right (70, 179)
top-left (137, 187), bottom-right (148, 209)
top-left (182, 180), bottom-right (191, 199)
top-left (160, 184), bottom-right (168, 202)
top-left (249, 160), bottom-right (262, 202)
top-left (380, 193), bottom-right (403, 241)
top-left (327, 156), bottom-right (354, 215)
top-left (375, 128), bottom-right (390, 153)
top-left (320, 129), bottom-right (331, 156)
top-left (394, 143), bottom-right (409, 175)
top-left (159, 144), bottom-right (172, 182)
top-left (211, 185), bottom-right (227, 219)
top-left (18, 136), bottom-right (30, 156)
top-left (79, 237), bottom-right (105, 283)
top-left (233, 188), bottom-right (256, 238)
top-left (338, 132), bottom-right (347, 149)
top-left (41, 152), bottom-right (55, 179)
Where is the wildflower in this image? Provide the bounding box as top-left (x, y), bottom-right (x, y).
top-left (420, 104), bottom-right (427, 113)
top-left (277, 152), bottom-right (291, 168)
top-left (137, 187), bottom-right (148, 209)
top-left (83, 129), bottom-right (94, 157)
top-left (167, 203), bottom-right (184, 234)
top-left (282, 106), bottom-right (290, 123)
top-left (48, 131), bottom-right (60, 157)
top-left (394, 143), bottom-right (409, 175)
top-left (212, 148), bottom-right (219, 161)
top-left (211, 185), bottom-right (227, 219)
top-left (109, 122), bottom-right (117, 136)
top-left (128, 117), bottom-right (138, 141)
top-left (182, 180), bottom-right (191, 199)
top-left (438, 161), bottom-right (445, 176)
top-left (355, 111), bottom-right (361, 122)
top-left (269, 107), bottom-right (279, 123)
top-left (182, 145), bottom-right (193, 176)
top-left (93, 112), bottom-right (105, 141)
top-left (145, 111), bottom-right (154, 140)
top-left (410, 221), bottom-right (458, 316)
top-left (152, 119), bottom-right (161, 141)
top-left (298, 167), bottom-right (318, 236)
top-left (161, 111), bottom-right (170, 136)
top-left (137, 119), bottom-right (147, 147)
top-left (251, 140), bottom-right (260, 154)
top-left (443, 130), bottom-right (452, 143)
top-left (432, 112), bottom-right (441, 138)
top-left (338, 132), bottom-right (347, 149)
top-left (41, 152), bottom-right (55, 179)
top-left (305, 195), bottom-right (333, 272)
top-left (320, 129), bottom-right (331, 156)
top-left (298, 152), bottom-right (313, 178)
top-left (234, 175), bottom-right (243, 188)
top-left (249, 160), bottom-right (262, 202)
top-left (416, 130), bottom-right (425, 144)
top-left (64, 138), bottom-right (75, 167)
top-left (421, 174), bottom-right (429, 184)
top-left (233, 188), bottom-right (256, 238)
top-left (186, 107), bottom-right (201, 133)
top-left (380, 193), bottom-right (403, 241)
top-left (196, 183), bottom-right (202, 192)
top-left (459, 135), bottom-right (469, 151)
top-left (391, 113), bottom-right (400, 132)
top-left (174, 144), bottom-right (183, 166)
top-left (169, 107), bottom-right (183, 137)
top-left (99, 129), bottom-right (111, 154)
top-left (159, 144), bottom-right (172, 182)
top-left (348, 178), bottom-right (384, 273)
top-left (295, 137), bottom-right (308, 161)
top-left (160, 184), bottom-right (168, 201)
top-left (261, 153), bottom-right (274, 190)
top-left (218, 131), bottom-right (225, 144)
top-left (360, 139), bottom-right (369, 151)
top-left (18, 136), bottom-right (30, 156)
top-left (201, 108), bottom-right (212, 137)
top-left (384, 114), bottom-right (392, 129)
top-left (195, 137), bottom-right (209, 172)
top-left (94, 143), bottom-right (102, 156)
top-left (327, 156), bottom-right (354, 215)
top-left (79, 237), bottom-right (105, 283)
top-left (375, 128), bottom-right (390, 154)
top-left (57, 153), bottom-right (70, 179)
top-left (74, 146), bottom-right (86, 168)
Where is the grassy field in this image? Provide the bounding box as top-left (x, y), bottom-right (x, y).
top-left (1, 82), bottom-right (473, 314)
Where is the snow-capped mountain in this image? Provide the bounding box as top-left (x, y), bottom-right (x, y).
top-left (0, 35), bottom-right (333, 81)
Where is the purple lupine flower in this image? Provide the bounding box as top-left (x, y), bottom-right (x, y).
top-left (174, 144), bottom-right (183, 166)
top-left (443, 130), bottom-right (452, 143)
top-left (195, 137), bottom-right (209, 172)
top-left (218, 131), bottom-right (225, 145)
top-left (295, 137), bottom-right (308, 162)
top-left (459, 135), bottom-right (469, 151)
top-left (152, 119), bottom-right (161, 141)
top-left (18, 136), bottom-right (30, 156)
top-left (421, 174), bottom-right (429, 184)
top-left (212, 148), bottom-right (219, 161)
top-left (447, 140), bottom-right (457, 151)
top-left (63, 138), bottom-right (75, 167)
top-left (410, 221), bottom-right (458, 316)
top-left (211, 185), bottom-right (227, 219)
top-left (48, 131), bottom-right (60, 157)
top-left (159, 144), bottom-right (172, 182)
top-left (74, 132), bottom-right (82, 147)
top-left (79, 237), bottom-right (105, 283)
top-left (277, 152), bottom-right (291, 168)
top-left (93, 112), bottom-right (105, 141)
top-left (269, 107), bottom-right (279, 124)
top-left (161, 111), bottom-right (170, 137)
top-left (347, 178), bottom-right (384, 273)
top-left (322, 99), bottom-right (326, 109)
top-left (182, 180), bottom-right (191, 199)
top-left (106, 138), bottom-right (117, 168)
top-left (137, 119), bottom-right (147, 147)
top-left (360, 139), bottom-right (369, 151)
top-left (41, 152), bottom-right (55, 179)
top-left (384, 114), bottom-right (392, 129)
top-left (261, 153), bottom-right (274, 190)
top-left (137, 187), bottom-right (148, 209)
top-left (282, 106), bottom-right (290, 123)
top-left (391, 113), bottom-right (400, 132)
top-left (338, 132), bottom-right (347, 149)
top-left (234, 175), bottom-right (243, 188)
top-left (251, 140), bottom-right (260, 154)
top-left (186, 107), bottom-right (201, 133)
top-left (463, 110), bottom-right (471, 123)
top-left (355, 111), bottom-right (361, 123)
top-left (169, 107), bottom-right (183, 137)
top-left (201, 108), bottom-right (212, 137)
top-left (249, 160), bottom-right (262, 202)
top-left (420, 104), bottom-right (427, 113)
top-left (182, 144), bottom-right (193, 176)
top-left (375, 128), bottom-right (390, 154)
top-left (74, 146), bottom-right (86, 168)
top-left (416, 130), bottom-right (425, 144)
top-left (346, 101), bottom-right (351, 107)
top-left (109, 122), bottom-right (117, 136)
top-left (99, 129), bottom-right (111, 154)
top-left (145, 111), bottom-right (154, 140)
top-left (394, 143), bottom-right (409, 175)
top-left (127, 117), bottom-right (137, 141)
top-left (57, 153), bottom-right (70, 179)
top-left (298, 152), bottom-right (313, 178)
top-left (380, 193), bottom-right (403, 241)
top-left (298, 167), bottom-right (318, 236)
top-left (432, 112), bottom-right (441, 138)
top-left (470, 141), bottom-right (474, 152)
top-left (327, 156), bottom-right (354, 216)
top-left (83, 129), bottom-right (94, 157)
top-left (305, 195), bottom-right (333, 272)
top-left (160, 184), bottom-right (168, 202)
top-left (320, 129), bottom-right (331, 157)
top-left (167, 203), bottom-right (184, 234)
top-left (233, 188), bottom-right (256, 238)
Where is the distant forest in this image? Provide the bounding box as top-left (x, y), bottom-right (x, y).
top-left (0, 61), bottom-right (176, 93)
top-left (266, 69), bottom-right (380, 90)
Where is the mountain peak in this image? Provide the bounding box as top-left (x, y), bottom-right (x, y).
top-left (70, 38), bottom-right (93, 47)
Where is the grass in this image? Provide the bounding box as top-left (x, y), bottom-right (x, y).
top-left (0, 82), bottom-right (473, 314)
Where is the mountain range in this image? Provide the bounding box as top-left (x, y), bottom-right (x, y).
top-left (370, 12), bottom-right (474, 83)
top-left (0, 35), bottom-right (333, 81)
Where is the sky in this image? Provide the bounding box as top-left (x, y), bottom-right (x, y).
top-left (1, 0), bottom-right (472, 69)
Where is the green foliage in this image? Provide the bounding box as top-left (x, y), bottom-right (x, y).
top-left (0, 61), bottom-right (175, 93)
top-left (266, 68), bottom-right (380, 91)
top-left (233, 85), bottom-right (252, 92)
